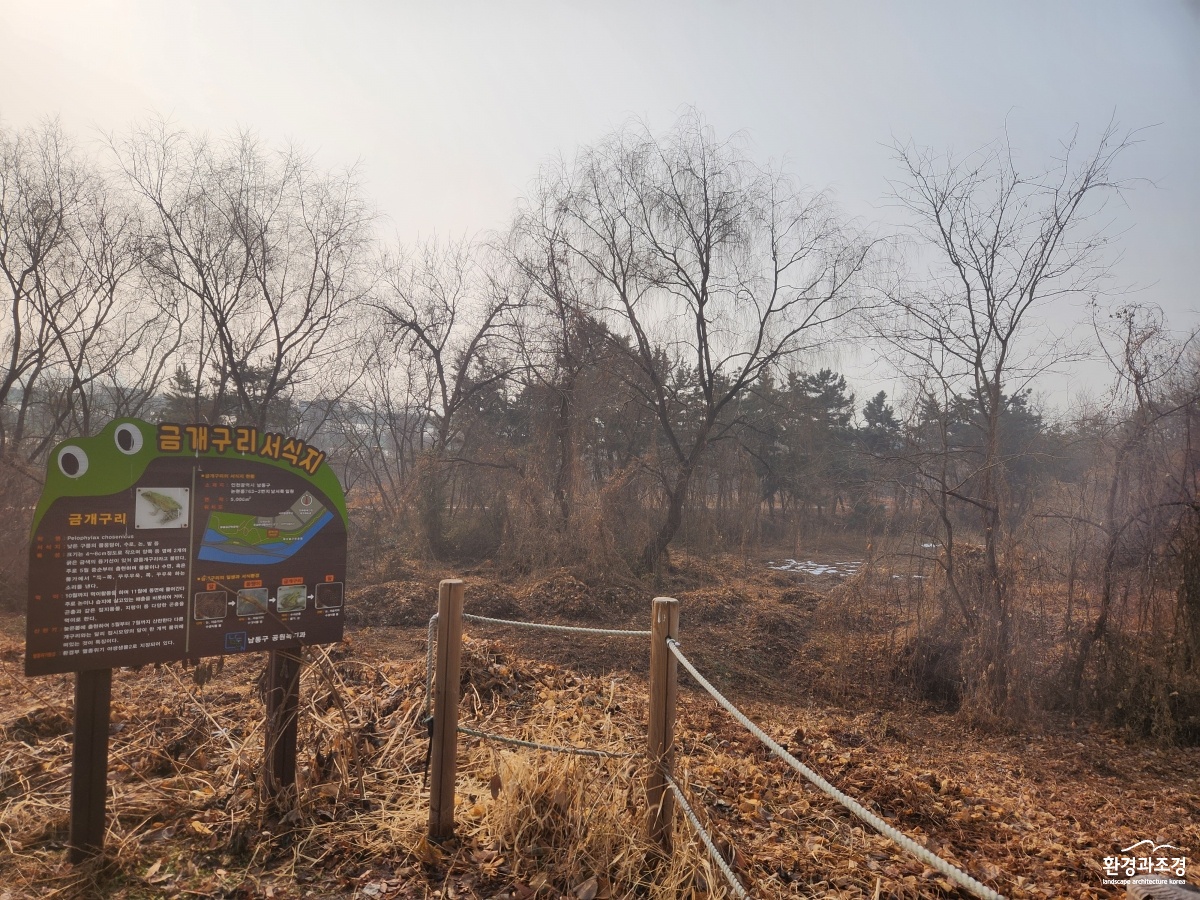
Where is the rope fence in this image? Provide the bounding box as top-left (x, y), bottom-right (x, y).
top-left (457, 724), bottom-right (637, 758)
top-left (422, 614), bottom-right (438, 721)
top-left (423, 610), bottom-right (644, 759)
top-left (462, 612), bottom-right (651, 638)
top-left (425, 585), bottom-right (652, 837)
top-left (422, 579), bottom-right (1010, 900)
top-left (667, 638), bottom-right (1006, 900)
top-left (663, 771), bottom-right (750, 900)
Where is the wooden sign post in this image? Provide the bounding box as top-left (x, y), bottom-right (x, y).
top-left (265, 648), bottom-right (303, 793)
top-left (25, 418), bottom-right (349, 859)
top-left (68, 668), bottom-right (112, 863)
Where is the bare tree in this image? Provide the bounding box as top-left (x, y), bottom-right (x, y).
top-left (0, 119), bottom-right (168, 460)
top-left (0, 120), bottom-right (90, 457)
top-left (93, 273), bottom-right (189, 422)
top-left (1063, 304), bottom-right (1200, 703)
top-left (881, 123), bottom-right (1137, 714)
top-left (376, 235), bottom-right (522, 553)
top-left (332, 322), bottom-right (435, 518)
top-left (0, 119), bottom-right (180, 609)
top-left (110, 120), bottom-right (373, 433)
top-left (507, 166), bottom-right (609, 527)
top-left (556, 111), bottom-right (870, 571)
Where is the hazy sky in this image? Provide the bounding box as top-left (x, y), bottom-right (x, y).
top-left (3, 0), bottom-right (1197, 405)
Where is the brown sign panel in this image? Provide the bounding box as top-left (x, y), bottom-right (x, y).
top-left (26, 420), bottom-right (348, 675)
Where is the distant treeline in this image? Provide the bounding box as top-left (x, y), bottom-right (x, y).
top-left (3, 113), bottom-right (1198, 732)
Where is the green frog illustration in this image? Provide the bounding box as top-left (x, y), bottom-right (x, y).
top-left (32, 417), bottom-right (346, 540)
top-left (36, 419), bottom-right (157, 520)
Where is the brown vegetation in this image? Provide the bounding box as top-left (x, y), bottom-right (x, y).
top-left (4, 553), bottom-right (1200, 897)
top-left (4, 112), bottom-right (1200, 896)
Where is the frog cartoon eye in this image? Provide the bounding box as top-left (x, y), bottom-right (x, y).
top-left (57, 445), bottom-right (89, 478)
top-left (114, 423), bottom-right (144, 455)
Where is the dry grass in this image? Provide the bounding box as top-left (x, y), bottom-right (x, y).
top-left (0, 632), bottom-right (719, 899)
top-left (4, 551), bottom-right (1200, 899)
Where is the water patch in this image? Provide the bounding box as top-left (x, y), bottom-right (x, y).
top-left (768, 558), bottom-right (863, 578)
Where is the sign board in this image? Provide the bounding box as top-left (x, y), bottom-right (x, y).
top-left (26, 419), bottom-right (348, 676)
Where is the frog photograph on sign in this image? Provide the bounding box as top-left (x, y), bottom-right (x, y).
top-left (25, 418), bottom-right (349, 676)
top-left (135, 487), bottom-right (189, 527)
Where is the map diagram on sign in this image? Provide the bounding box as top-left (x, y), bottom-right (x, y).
top-left (198, 491), bottom-right (333, 566)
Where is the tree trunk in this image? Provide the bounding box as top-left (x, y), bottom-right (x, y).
top-left (641, 467), bottom-right (693, 574)
top-left (973, 383), bottom-right (1011, 714)
top-left (552, 377), bottom-right (576, 527)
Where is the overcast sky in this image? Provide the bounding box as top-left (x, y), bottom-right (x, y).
top-left (3, 0), bottom-right (1197, 407)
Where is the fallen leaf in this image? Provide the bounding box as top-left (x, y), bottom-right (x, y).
top-left (413, 835), bottom-right (443, 865)
top-left (575, 875), bottom-right (599, 900)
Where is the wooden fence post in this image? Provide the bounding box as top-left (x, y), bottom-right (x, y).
top-left (646, 596), bottom-right (679, 856)
top-left (429, 578), bottom-right (465, 842)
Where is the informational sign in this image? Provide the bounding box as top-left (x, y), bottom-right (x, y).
top-left (26, 419), bottom-right (348, 676)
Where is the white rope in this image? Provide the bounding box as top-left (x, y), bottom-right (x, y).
top-left (426, 612), bottom-right (636, 758)
top-left (422, 614), bottom-right (438, 720)
top-left (463, 613), bottom-right (650, 638)
top-left (663, 772), bottom-right (751, 900)
top-left (667, 640), bottom-right (1006, 900)
top-left (457, 724), bottom-right (637, 758)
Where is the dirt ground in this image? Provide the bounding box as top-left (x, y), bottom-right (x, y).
top-left (2, 547), bottom-right (1199, 898)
